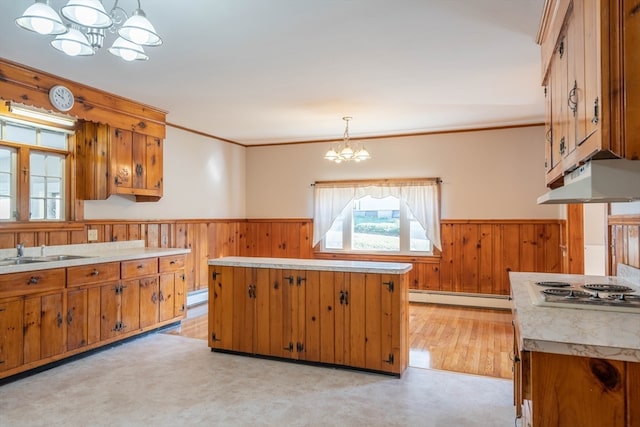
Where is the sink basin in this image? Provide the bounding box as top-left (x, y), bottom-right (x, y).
top-left (37, 254), bottom-right (93, 261)
top-left (0, 255), bottom-right (93, 266)
top-left (0, 257), bottom-right (48, 266)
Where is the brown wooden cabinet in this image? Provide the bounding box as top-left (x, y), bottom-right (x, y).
top-left (0, 298), bottom-right (24, 372)
top-left (513, 312), bottom-right (639, 427)
top-left (0, 253), bottom-right (187, 381)
top-left (539, 0), bottom-right (640, 187)
top-left (75, 121), bottom-right (163, 202)
top-left (0, 268), bottom-right (65, 368)
top-left (208, 261), bottom-right (409, 376)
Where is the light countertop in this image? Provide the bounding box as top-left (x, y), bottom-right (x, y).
top-left (510, 269), bottom-right (640, 363)
top-left (208, 256), bottom-right (413, 274)
top-left (0, 240), bottom-right (190, 275)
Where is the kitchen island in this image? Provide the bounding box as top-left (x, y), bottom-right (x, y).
top-left (208, 257), bottom-right (412, 376)
top-left (510, 269), bottom-right (640, 427)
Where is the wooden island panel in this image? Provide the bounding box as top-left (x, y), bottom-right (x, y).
top-left (208, 257), bottom-right (411, 376)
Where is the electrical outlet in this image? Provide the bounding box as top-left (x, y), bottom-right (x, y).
top-left (88, 229), bottom-right (98, 241)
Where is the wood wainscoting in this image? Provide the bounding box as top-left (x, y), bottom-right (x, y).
top-left (0, 218), bottom-right (564, 297)
top-left (609, 215), bottom-right (640, 274)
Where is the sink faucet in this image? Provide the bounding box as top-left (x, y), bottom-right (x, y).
top-left (16, 243), bottom-right (24, 258)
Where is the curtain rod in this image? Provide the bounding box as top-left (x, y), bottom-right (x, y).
top-left (311, 177), bottom-right (442, 187)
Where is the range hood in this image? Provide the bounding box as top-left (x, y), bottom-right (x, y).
top-left (537, 159), bottom-right (640, 204)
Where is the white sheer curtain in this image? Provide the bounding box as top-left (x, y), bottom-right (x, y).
top-left (312, 179), bottom-right (441, 250)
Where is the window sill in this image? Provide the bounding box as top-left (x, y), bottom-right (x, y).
top-left (0, 221), bottom-right (84, 231)
top-left (314, 251), bottom-right (441, 264)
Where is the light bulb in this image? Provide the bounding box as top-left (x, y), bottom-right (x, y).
top-left (76, 7), bottom-right (98, 26)
top-left (61, 39), bottom-right (82, 56)
top-left (120, 49), bottom-right (137, 61)
top-left (32, 17), bottom-right (54, 34)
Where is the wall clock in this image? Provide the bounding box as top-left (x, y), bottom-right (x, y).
top-left (48, 85), bottom-right (75, 112)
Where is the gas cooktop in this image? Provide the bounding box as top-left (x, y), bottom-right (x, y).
top-left (526, 278), bottom-right (640, 314)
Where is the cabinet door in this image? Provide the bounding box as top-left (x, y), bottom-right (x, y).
top-left (580, 0), bottom-right (601, 154)
top-left (120, 279), bottom-right (140, 334)
top-left (299, 270), bottom-right (321, 362)
top-left (131, 132), bottom-right (147, 190)
top-left (111, 128), bottom-right (133, 192)
top-left (145, 135), bottom-right (163, 193)
top-left (173, 271), bottom-right (186, 318)
top-left (23, 293), bottom-right (64, 363)
top-left (253, 267), bottom-right (272, 356)
top-left (331, 271), bottom-right (350, 366)
top-left (67, 287), bottom-right (101, 350)
top-left (67, 289), bottom-right (88, 351)
top-left (232, 267), bottom-right (253, 354)
top-left (0, 299), bottom-right (23, 372)
top-left (158, 273), bottom-right (175, 322)
top-left (139, 277), bottom-right (159, 328)
top-left (100, 283), bottom-right (121, 340)
top-left (267, 269), bottom-right (288, 358)
top-left (209, 266), bottom-right (234, 350)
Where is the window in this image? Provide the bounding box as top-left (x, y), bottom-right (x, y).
top-left (0, 116), bottom-right (70, 221)
top-left (324, 195), bottom-right (432, 254)
top-left (314, 179), bottom-right (441, 255)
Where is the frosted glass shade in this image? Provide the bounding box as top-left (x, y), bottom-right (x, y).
top-left (15, 1), bottom-right (67, 35)
top-left (61, 0), bottom-right (112, 28)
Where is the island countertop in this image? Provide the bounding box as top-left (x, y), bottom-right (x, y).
top-left (208, 256), bottom-right (413, 274)
top-left (0, 240), bottom-right (190, 275)
top-left (510, 269), bottom-right (640, 363)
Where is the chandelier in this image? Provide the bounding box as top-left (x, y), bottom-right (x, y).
top-left (15, 0), bottom-right (162, 61)
top-left (324, 117), bottom-right (371, 163)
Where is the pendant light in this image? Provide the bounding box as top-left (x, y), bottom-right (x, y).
top-left (51, 26), bottom-right (94, 56)
top-left (324, 117), bottom-right (371, 164)
top-left (14, 0), bottom-right (162, 61)
top-left (15, 0), bottom-right (67, 35)
top-left (118, 7), bottom-right (162, 46)
top-left (60, 0), bottom-right (113, 28)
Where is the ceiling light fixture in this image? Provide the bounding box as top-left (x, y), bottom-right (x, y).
top-left (324, 117), bottom-right (371, 164)
top-left (9, 103), bottom-right (77, 127)
top-left (15, 0), bottom-right (162, 61)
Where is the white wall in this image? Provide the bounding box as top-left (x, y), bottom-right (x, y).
top-left (84, 126), bottom-right (246, 219)
top-left (583, 203), bottom-right (607, 275)
top-left (245, 125), bottom-right (563, 220)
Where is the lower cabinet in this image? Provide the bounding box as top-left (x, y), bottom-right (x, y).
top-left (209, 264), bottom-right (408, 375)
top-left (0, 298), bottom-right (24, 372)
top-left (0, 254), bottom-right (187, 381)
top-left (513, 315), bottom-right (640, 426)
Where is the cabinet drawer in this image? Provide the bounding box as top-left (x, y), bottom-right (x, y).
top-left (159, 255), bottom-right (185, 273)
top-left (67, 262), bottom-right (120, 287)
top-left (0, 268), bottom-right (65, 298)
top-left (121, 258), bottom-right (158, 278)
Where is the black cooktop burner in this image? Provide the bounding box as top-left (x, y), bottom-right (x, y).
top-left (583, 284), bottom-right (633, 293)
top-left (535, 281), bottom-right (571, 288)
top-left (542, 289), bottom-right (592, 298)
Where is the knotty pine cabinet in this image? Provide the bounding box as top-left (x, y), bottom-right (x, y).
top-left (0, 254), bottom-right (187, 381)
top-left (513, 314), bottom-right (640, 427)
top-left (539, 0), bottom-right (640, 187)
top-left (208, 262), bottom-right (409, 375)
top-left (0, 268), bottom-right (65, 372)
top-left (75, 121), bottom-right (163, 202)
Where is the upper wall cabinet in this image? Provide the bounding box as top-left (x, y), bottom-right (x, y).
top-left (538, 0), bottom-right (640, 188)
top-left (76, 121), bottom-right (163, 202)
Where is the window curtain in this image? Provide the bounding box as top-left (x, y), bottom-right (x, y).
top-left (312, 179), bottom-right (441, 250)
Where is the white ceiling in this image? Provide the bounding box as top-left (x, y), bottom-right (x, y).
top-left (0, 0), bottom-right (545, 145)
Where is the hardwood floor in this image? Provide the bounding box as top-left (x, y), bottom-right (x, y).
top-left (164, 302), bottom-right (514, 379)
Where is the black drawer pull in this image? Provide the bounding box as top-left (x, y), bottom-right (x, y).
top-left (28, 276), bottom-right (40, 285)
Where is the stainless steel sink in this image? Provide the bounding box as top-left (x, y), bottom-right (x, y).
top-left (0, 254), bottom-right (93, 266)
top-left (0, 257), bottom-right (48, 266)
top-left (37, 254), bottom-right (93, 261)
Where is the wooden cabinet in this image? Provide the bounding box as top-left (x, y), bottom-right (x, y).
top-left (0, 298), bottom-right (24, 372)
top-left (513, 311), bottom-right (639, 427)
top-left (110, 127), bottom-right (163, 201)
top-left (208, 261), bottom-right (409, 376)
top-left (539, 0), bottom-right (640, 187)
top-left (75, 121), bottom-right (163, 202)
top-left (0, 268), bottom-right (65, 370)
top-left (0, 253), bottom-right (187, 381)
top-left (66, 262), bottom-right (120, 351)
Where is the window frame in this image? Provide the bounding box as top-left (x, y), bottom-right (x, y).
top-left (0, 118), bottom-right (72, 222)
top-left (320, 195), bottom-right (433, 256)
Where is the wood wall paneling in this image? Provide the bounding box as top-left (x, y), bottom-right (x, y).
top-left (0, 218), bottom-right (569, 296)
